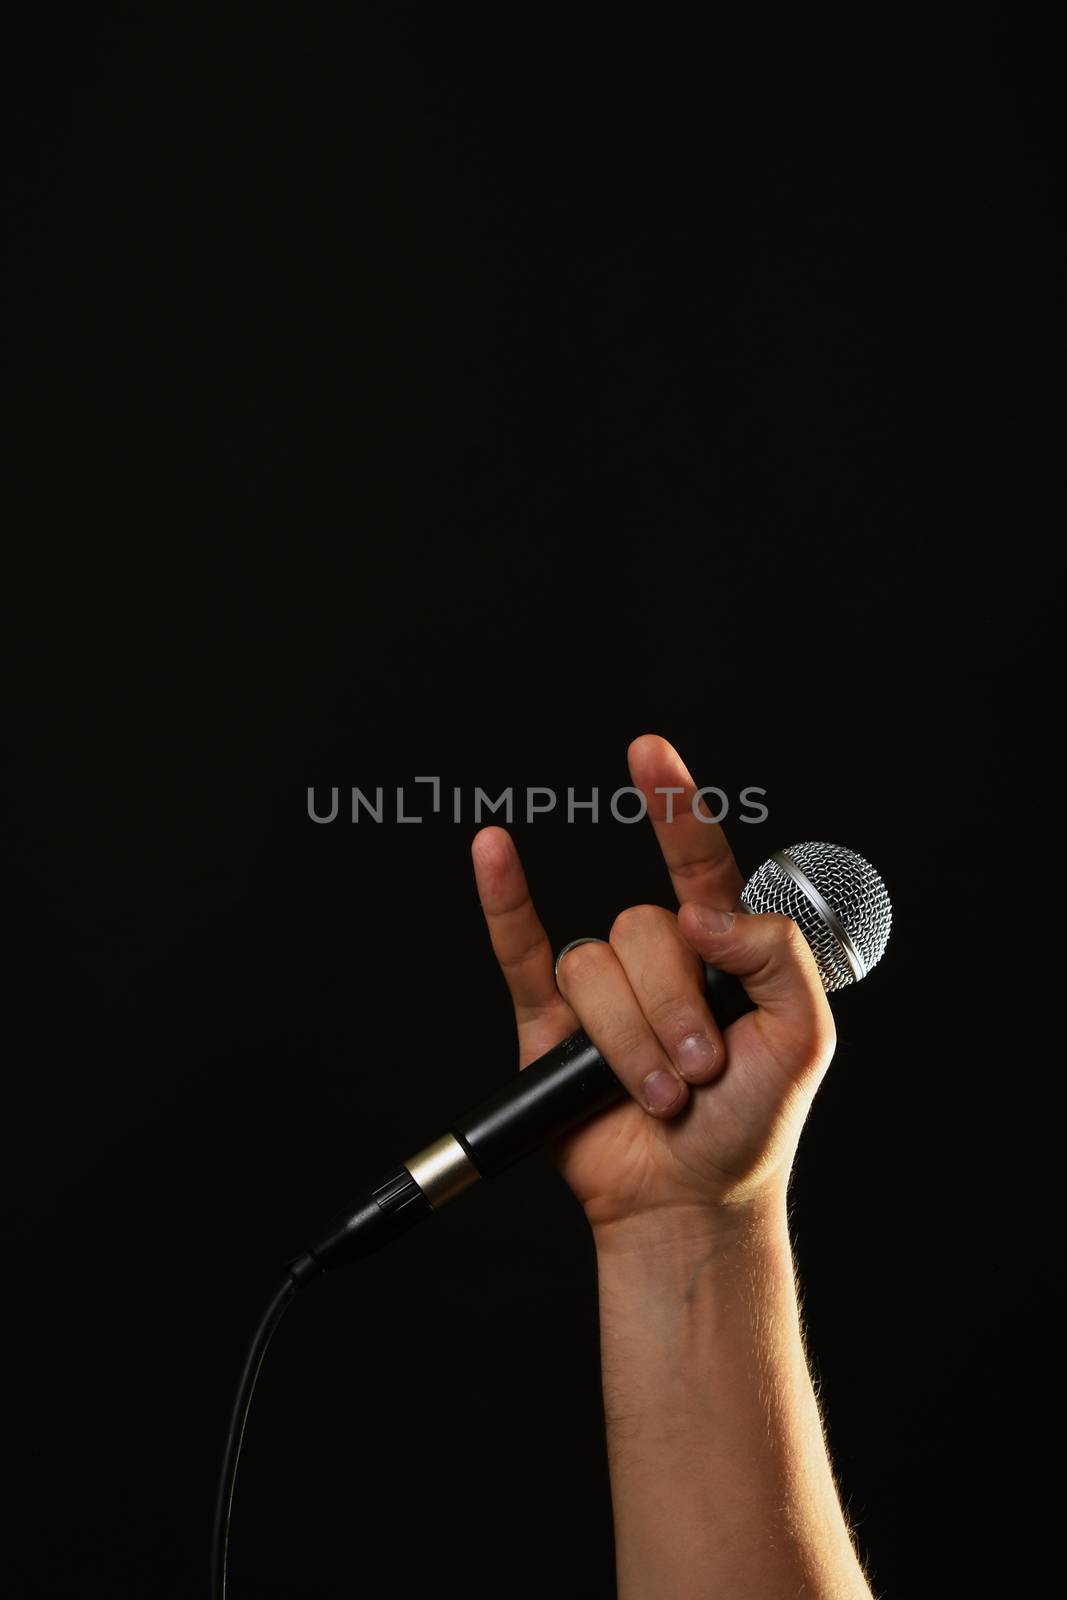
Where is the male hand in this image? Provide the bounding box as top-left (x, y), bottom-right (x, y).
top-left (471, 735), bottom-right (836, 1239)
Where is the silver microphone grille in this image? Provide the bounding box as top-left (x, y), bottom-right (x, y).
top-left (741, 842), bottom-right (892, 993)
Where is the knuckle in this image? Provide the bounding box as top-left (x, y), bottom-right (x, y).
top-left (798, 997), bottom-right (837, 1071)
top-left (762, 913), bottom-right (801, 948)
top-left (609, 903), bottom-right (668, 947)
top-left (766, 1002), bottom-right (837, 1086)
top-left (758, 915), bottom-right (813, 978)
top-left (498, 932), bottom-right (547, 973)
top-left (556, 940), bottom-right (611, 990)
top-left (814, 998), bottom-right (837, 1056)
top-left (604, 1021), bottom-right (652, 1061)
top-left (645, 993), bottom-right (695, 1037)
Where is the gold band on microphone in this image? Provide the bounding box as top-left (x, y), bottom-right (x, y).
top-left (404, 1133), bottom-right (480, 1209)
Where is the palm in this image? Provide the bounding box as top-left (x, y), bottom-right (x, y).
top-left (529, 1009), bottom-right (804, 1226)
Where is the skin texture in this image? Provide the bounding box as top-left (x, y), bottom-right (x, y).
top-left (471, 735), bottom-right (875, 1600)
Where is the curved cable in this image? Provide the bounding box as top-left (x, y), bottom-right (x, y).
top-left (210, 1273), bottom-right (300, 1599)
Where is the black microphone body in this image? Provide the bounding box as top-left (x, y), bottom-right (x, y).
top-left (304, 964), bottom-right (753, 1274)
top-left (455, 963), bottom-right (753, 1177)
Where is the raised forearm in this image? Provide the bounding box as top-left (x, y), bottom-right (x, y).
top-left (594, 1195), bottom-right (873, 1600)
top-left (470, 738), bottom-right (882, 1593)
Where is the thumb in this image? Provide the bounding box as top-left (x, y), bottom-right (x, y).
top-left (678, 903), bottom-right (835, 1046)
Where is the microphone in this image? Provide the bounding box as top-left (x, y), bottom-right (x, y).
top-left (300, 842), bottom-right (892, 1276)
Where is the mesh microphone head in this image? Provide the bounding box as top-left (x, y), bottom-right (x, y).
top-left (741, 842), bottom-right (892, 992)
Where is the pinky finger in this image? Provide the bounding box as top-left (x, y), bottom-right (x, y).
top-left (471, 828), bottom-right (579, 1051)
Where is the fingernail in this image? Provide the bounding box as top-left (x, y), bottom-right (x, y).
top-left (641, 1068), bottom-right (683, 1112)
top-left (677, 1032), bottom-right (717, 1079)
top-left (692, 905), bottom-right (735, 935)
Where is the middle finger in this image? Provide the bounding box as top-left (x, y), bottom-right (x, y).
top-left (608, 903), bottom-right (726, 1086)
top-left (554, 939), bottom-right (689, 1118)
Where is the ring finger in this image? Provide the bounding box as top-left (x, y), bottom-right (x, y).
top-left (554, 938), bottom-right (689, 1118)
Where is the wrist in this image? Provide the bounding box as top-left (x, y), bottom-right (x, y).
top-left (591, 1185), bottom-right (789, 1271)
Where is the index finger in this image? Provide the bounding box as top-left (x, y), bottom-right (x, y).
top-left (627, 734), bottom-right (745, 910)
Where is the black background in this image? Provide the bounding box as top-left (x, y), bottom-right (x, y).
top-left (6, 9), bottom-right (1051, 1598)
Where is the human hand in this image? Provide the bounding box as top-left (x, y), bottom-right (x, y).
top-left (470, 735), bottom-right (836, 1243)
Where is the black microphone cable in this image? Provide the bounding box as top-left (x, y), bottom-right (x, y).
top-left (208, 990), bottom-right (761, 1595)
top-left (210, 1256), bottom-right (317, 1600)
